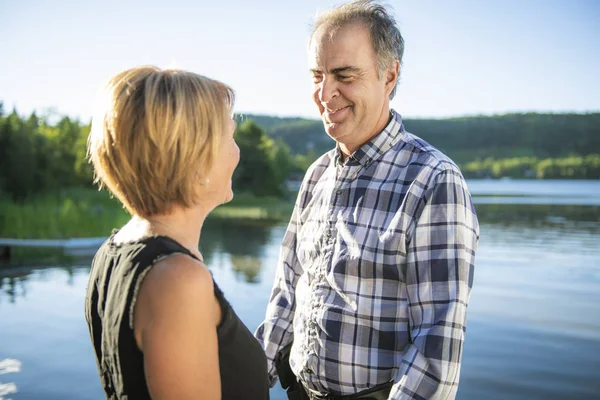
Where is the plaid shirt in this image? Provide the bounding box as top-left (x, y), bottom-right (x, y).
top-left (255, 111), bottom-right (479, 399)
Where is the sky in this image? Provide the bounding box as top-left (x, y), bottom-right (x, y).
top-left (1, 0), bottom-right (599, 121)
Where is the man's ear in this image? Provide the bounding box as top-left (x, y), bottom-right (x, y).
top-left (385, 60), bottom-right (400, 95)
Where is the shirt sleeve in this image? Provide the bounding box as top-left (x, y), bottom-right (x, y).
top-left (254, 198), bottom-right (305, 387)
top-left (389, 168), bottom-right (479, 399)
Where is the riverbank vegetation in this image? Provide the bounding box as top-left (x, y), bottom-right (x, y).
top-left (461, 154), bottom-right (600, 179)
top-left (0, 188), bottom-right (294, 239)
top-left (1, 103), bottom-right (598, 239)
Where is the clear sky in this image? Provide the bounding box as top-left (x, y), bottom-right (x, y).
top-left (1, 0), bottom-right (599, 120)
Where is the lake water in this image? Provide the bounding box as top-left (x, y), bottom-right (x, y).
top-left (1, 180), bottom-right (599, 400)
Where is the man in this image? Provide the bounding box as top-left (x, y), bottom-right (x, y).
top-left (256, 1), bottom-right (479, 399)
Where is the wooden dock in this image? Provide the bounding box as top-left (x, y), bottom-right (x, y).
top-left (0, 237), bottom-right (106, 261)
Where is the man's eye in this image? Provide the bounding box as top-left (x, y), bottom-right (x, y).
top-left (312, 75), bottom-right (323, 83)
top-left (338, 75), bottom-right (351, 81)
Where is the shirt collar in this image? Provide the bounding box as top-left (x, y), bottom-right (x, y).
top-left (335, 109), bottom-right (405, 168)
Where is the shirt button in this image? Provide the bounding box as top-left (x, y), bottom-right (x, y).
top-left (336, 189), bottom-right (342, 195)
top-left (306, 368), bottom-right (314, 374)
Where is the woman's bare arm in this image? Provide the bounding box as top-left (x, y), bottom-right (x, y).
top-left (133, 254), bottom-right (222, 400)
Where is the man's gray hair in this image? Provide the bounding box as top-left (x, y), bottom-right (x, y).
top-left (310, 0), bottom-right (404, 99)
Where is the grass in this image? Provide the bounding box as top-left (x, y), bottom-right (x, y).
top-left (0, 188), bottom-right (130, 239)
top-left (210, 192), bottom-right (294, 223)
top-left (0, 188), bottom-right (294, 240)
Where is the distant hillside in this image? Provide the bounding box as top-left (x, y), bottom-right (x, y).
top-left (236, 113), bottom-right (330, 153)
top-left (239, 112), bottom-right (600, 164)
top-left (235, 114), bottom-right (316, 133)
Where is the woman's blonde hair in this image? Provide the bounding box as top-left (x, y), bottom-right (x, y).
top-left (88, 65), bottom-right (234, 218)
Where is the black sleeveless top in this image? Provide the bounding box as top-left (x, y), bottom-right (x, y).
top-left (84, 234), bottom-right (270, 399)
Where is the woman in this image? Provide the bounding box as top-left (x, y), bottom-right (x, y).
top-left (84, 66), bottom-right (269, 399)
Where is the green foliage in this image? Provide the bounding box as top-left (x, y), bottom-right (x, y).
top-left (234, 113), bottom-right (313, 132)
top-left (293, 149), bottom-right (319, 173)
top-left (535, 154), bottom-right (600, 179)
top-left (0, 188), bottom-right (294, 239)
top-left (0, 107), bottom-right (93, 201)
top-left (258, 112), bottom-right (600, 167)
top-left (268, 119), bottom-right (333, 157)
top-left (2, 102), bottom-right (598, 240)
top-left (247, 112), bottom-right (600, 180)
top-left (233, 120), bottom-right (284, 196)
top-left (270, 137), bottom-right (292, 184)
top-left (0, 104), bottom-right (598, 209)
top-left (209, 192), bottom-right (294, 223)
top-left (0, 188), bottom-right (129, 239)
top-left (461, 154), bottom-right (600, 179)
top-left (404, 113), bottom-right (600, 164)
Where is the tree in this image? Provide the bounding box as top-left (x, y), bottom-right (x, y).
top-left (0, 111), bottom-right (37, 201)
top-left (73, 121), bottom-right (93, 185)
top-left (271, 137), bottom-right (294, 185)
top-left (233, 120), bottom-right (281, 196)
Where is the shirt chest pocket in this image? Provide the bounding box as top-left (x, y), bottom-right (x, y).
top-left (297, 219), bottom-right (322, 268)
top-left (332, 219), bottom-right (406, 281)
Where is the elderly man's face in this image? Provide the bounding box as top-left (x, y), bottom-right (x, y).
top-left (309, 23), bottom-right (397, 157)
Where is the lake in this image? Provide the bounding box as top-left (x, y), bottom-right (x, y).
top-left (1, 179), bottom-right (599, 400)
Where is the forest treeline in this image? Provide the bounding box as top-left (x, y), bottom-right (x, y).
top-left (253, 112), bottom-right (600, 163)
top-left (0, 104), bottom-right (305, 201)
top-left (244, 111), bottom-right (600, 180)
top-left (1, 102), bottom-right (598, 202)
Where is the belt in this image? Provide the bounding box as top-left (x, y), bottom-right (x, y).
top-left (300, 381), bottom-right (393, 400)
top-left (275, 343), bottom-right (392, 400)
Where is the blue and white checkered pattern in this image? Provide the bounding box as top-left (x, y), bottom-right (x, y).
top-left (256, 110), bottom-right (479, 399)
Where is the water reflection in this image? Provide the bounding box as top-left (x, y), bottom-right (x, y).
top-left (201, 219), bottom-right (273, 283)
top-left (203, 219), bottom-right (272, 256)
top-left (1, 204), bottom-right (598, 301)
top-left (474, 203), bottom-right (600, 228)
top-left (0, 195), bottom-right (599, 399)
top-left (0, 358), bottom-right (21, 400)
top-left (0, 274), bottom-right (28, 304)
top-left (0, 222), bottom-right (275, 303)
top-left (0, 382), bottom-right (18, 399)
top-left (230, 256), bottom-right (263, 283)
top-left (468, 179), bottom-right (600, 200)
top-left (0, 265), bottom-right (89, 304)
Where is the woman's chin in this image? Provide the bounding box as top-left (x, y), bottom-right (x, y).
top-left (223, 189), bottom-right (234, 205)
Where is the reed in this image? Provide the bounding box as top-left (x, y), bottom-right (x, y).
top-left (0, 189), bottom-right (294, 239)
top-left (210, 192), bottom-right (294, 223)
top-left (0, 188), bottom-right (129, 239)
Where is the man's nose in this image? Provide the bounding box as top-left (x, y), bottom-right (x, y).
top-left (318, 77), bottom-right (338, 103)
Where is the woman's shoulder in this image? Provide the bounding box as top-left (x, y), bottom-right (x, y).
top-left (133, 253), bottom-right (222, 345)
top-left (144, 254), bottom-right (214, 303)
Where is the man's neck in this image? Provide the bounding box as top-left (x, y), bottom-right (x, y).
top-left (338, 108), bottom-right (394, 161)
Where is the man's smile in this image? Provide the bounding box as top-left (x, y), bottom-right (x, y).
top-left (324, 105), bottom-right (352, 123)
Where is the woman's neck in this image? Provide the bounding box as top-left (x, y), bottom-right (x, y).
top-left (117, 206), bottom-right (207, 261)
